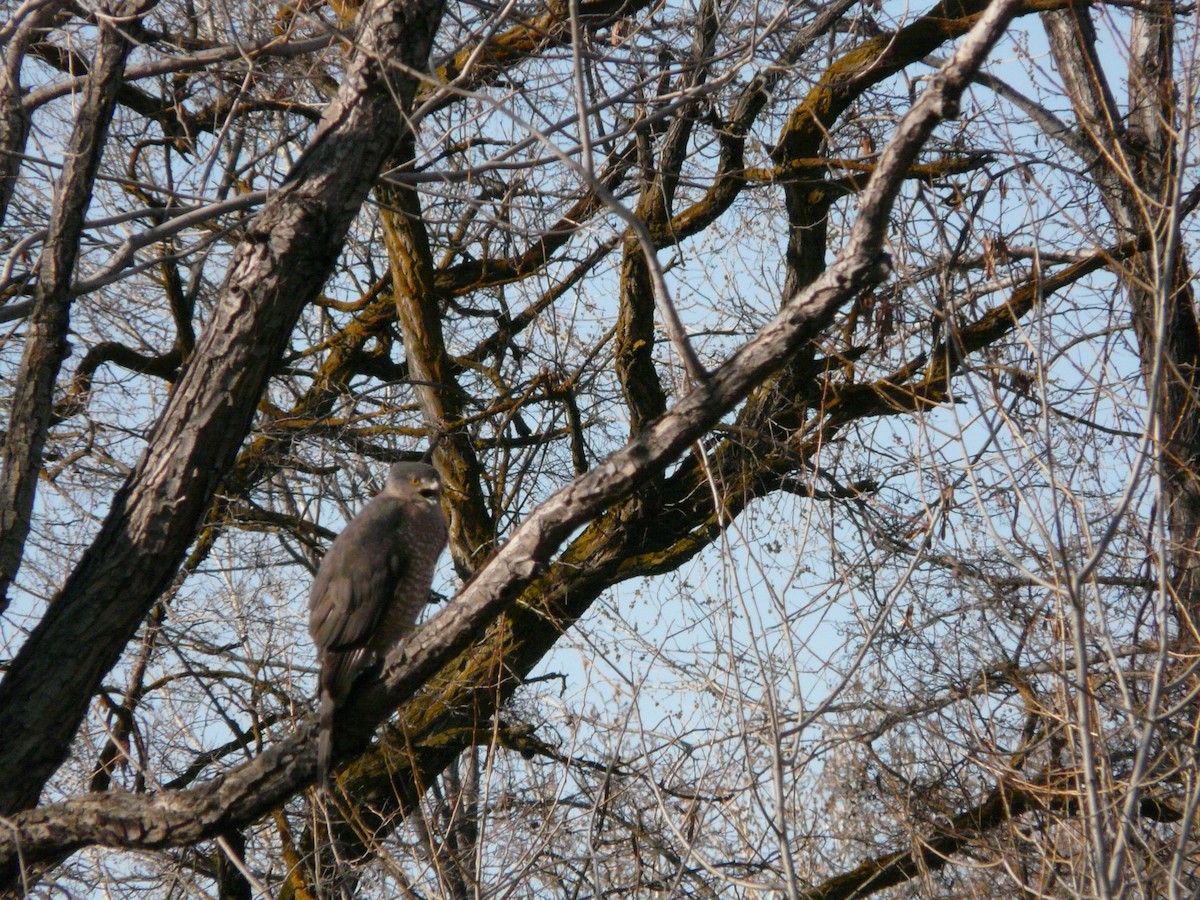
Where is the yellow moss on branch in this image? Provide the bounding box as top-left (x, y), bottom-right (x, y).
top-left (741, 153), bottom-right (994, 188)
top-left (773, 0), bottom-right (1070, 165)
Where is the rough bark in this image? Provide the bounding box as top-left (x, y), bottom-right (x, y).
top-left (0, 0), bottom-right (446, 817)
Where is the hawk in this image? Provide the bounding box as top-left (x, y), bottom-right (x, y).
top-left (308, 462), bottom-right (448, 784)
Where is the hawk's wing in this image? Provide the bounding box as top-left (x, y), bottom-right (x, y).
top-left (307, 498), bottom-right (411, 654)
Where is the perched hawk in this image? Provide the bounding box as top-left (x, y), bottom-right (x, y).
top-left (308, 462), bottom-right (448, 784)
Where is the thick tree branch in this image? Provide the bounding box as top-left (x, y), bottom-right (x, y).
top-left (799, 782), bottom-right (1032, 899)
top-left (0, 0), bottom-right (446, 818)
top-left (380, 145), bottom-right (497, 575)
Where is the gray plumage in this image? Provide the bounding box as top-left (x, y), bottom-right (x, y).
top-left (308, 462), bottom-right (448, 784)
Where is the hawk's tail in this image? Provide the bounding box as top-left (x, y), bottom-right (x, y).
top-left (317, 681), bottom-right (336, 786)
